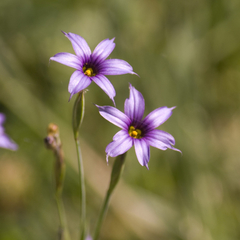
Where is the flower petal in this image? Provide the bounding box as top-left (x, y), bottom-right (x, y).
top-left (134, 139), bottom-right (150, 169)
top-left (106, 132), bottom-right (133, 162)
top-left (112, 129), bottom-right (129, 141)
top-left (96, 105), bottom-right (130, 129)
top-left (0, 113), bottom-right (5, 125)
top-left (98, 59), bottom-right (136, 75)
top-left (0, 134), bottom-right (18, 151)
top-left (92, 38), bottom-right (115, 64)
top-left (142, 107), bottom-right (175, 130)
top-left (62, 31), bottom-right (91, 61)
top-left (146, 129), bottom-right (175, 145)
top-left (68, 71), bottom-right (91, 100)
top-left (124, 84), bottom-right (145, 123)
top-left (50, 52), bottom-right (81, 69)
top-left (144, 129), bottom-right (181, 153)
top-left (91, 74), bottom-right (116, 106)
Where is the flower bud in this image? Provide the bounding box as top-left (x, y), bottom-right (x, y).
top-left (44, 123), bottom-right (65, 194)
top-left (72, 90), bottom-right (86, 139)
top-left (108, 153), bottom-right (126, 194)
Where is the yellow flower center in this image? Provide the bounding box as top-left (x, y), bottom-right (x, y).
top-left (129, 126), bottom-right (142, 139)
top-left (83, 65), bottom-right (96, 77)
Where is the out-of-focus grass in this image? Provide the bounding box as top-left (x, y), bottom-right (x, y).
top-left (1, 0), bottom-right (240, 239)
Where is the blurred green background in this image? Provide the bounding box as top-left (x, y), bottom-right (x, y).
top-left (1, 0), bottom-right (240, 239)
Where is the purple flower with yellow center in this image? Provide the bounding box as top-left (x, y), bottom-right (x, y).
top-left (0, 113), bottom-right (18, 151)
top-left (96, 84), bottom-right (181, 169)
top-left (50, 31), bottom-right (136, 104)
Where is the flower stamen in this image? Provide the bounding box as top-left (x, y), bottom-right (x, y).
top-left (84, 67), bottom-right (94, 76)
top-left (83, 64), bottom-right (96, 77)
top-left (129, 126), bottom-right (142, 139)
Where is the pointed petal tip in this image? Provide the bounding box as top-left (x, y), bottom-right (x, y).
top-left (123, 68), bottom-right (137, 76)
top-left (91, 75), bottom-right (116, 106)
top-left (174, 147), bottom-right (182, 155)
top-left (49, 56), bottom-right (55, 64)
top-left (128, 83), bottom-right (133, 92)
top-left (112, 98), bottom-right (116, 107)
top-left (169, 145), bottom-right (182, 155)
top-left (94, 104), bottom-right (106, 111)
top-left (128, 82), bottom-right (134, 90)
top-left (61, 30), bottom-right (67, 35)
top-left (49, 55), bottom-right (56, 64)
top-left (135, 73), bottom-right (140, 77)
top-left (68, 93), bottom-right (73, 102)
top-left (132, 71), bottom-right (139, 77)
top-left (9, 145), bottom-right (18, 151)
top-left (12, 144), bottom-right (18, 151)
top-left (106, 154), bottom-right (110, 164)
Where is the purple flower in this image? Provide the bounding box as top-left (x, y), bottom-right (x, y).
top-left (50, 31), bottom-right (136, 104)
top-left (96, 84), bottom-right (181, 169)
top-left (0, 113), bottom-right (18, 151)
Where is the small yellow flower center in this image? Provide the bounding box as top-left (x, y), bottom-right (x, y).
top-left (84, 68), bottom-right (94, 76)
top-left (83, 64), bottom-right (96, 77)
top-left (129, 126), bottom-right (142, 139)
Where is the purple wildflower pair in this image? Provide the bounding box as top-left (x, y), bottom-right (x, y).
top-left (51, 32), bottom-right (180, 168)
top-left (0, 113), bottom-right (18, 151)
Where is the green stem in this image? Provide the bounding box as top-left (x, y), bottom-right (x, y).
top-left (75, 137), bottom-right (86, 240)
top-left (93, 190), bottom-right (111, 240)
top-left (55, 192), bottom-right (71, 240)
top-left (93, 153), bottom-right (126, 240)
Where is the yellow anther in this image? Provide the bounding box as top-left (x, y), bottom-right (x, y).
top-left (84, 68), bottom-right (93, 76)
top-left (132, 131), bottom-right (138, 137)
top-left (129, 126), bottom-right (142, 139)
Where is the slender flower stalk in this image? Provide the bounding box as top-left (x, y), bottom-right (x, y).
top-left (50, 31), bottom-right (136, 105)
top-left (55, 193), bottom-right (71, 240)
top-left (96, 84), bottom-right (181, 169)
top-left (75, 137), bottom-right (86, 240)
top-left (93, 153), bottom-right (126, 240)
top-left (44, 123), bottom-right (70, 240)
top-left (72, 91), bottom-right (86, 240)
top-left (0, 113), bottom-right (18, 151)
